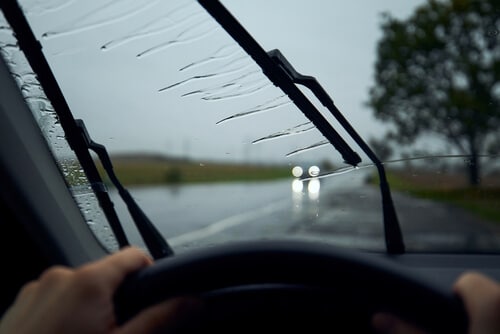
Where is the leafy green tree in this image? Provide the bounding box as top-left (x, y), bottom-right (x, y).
top-left (368, 0), bottom-right (500, 185)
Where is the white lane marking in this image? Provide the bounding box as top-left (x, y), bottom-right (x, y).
top-left (170, 199), bottom-right (290, 246)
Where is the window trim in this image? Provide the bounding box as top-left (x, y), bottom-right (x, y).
top-left (0, 54), bottom-right (108, 266)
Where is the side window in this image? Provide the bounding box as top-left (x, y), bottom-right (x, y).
top-left (0, 11), bottom-right (119, 252)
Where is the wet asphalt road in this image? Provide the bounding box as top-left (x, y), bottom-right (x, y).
top-left (114, 169), bottom-right (500, 253)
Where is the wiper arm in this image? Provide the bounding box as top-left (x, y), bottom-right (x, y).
top-left (0, 0), bottom-right (129, 250)
top-left (198, 0), bottom-right (360, 167)
top-left (268, 50), bottom-right (405, 254)
top-left (77, 120), bottom-right (174, 259)
top-left (199, 0), bottom-right (405, 253)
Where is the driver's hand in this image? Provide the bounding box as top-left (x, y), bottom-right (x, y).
top-left (0, 247), bottom-right (200, 334)
top-left (371, 272), bottom-right (500, 334)
top-left (453, 272), bottom-right (500, 334)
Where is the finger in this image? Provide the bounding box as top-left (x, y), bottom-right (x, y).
top-left (372, 313), bottom-right (428, 334)
top-left (0, 281), bottom-right (40, 329)
top-left (115, 297), bottom-right (202, 334)
top-left (15, 280), bottom-right (39, 301)
top-left (453, 271), bottom-right (500, 310)
top-left (84, 247), bottom-right (153, 287)
top-left (453, 271), bottom-right (500, 334)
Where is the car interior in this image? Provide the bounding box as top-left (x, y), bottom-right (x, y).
top-left (1, 0), bottom-right (499, 332)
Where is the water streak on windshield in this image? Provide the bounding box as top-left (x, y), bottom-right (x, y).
top-left (203, 79), bottom-right (271, 101)
top-left (136, 17), bottom-right (217, 58)
top-left (181, 70), bottom-right (264, 99)
top-left (101, 2), bottom-right (203, 51)
top-left (252, 122), bottom-right (315, 144)
top-left (41, 0), bottom-right (159, 40)
top-left (216, 95), bottom-right (291, 124)
top-left (159, 61), bottom-right (257, 92)
top-left (22, 0), bottom-right (77, 16)
top-left (180, 44), bottom-right (240, 71)
top-left (286, 140), bottom-right (330, 157)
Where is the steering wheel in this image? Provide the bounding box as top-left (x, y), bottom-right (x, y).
top-left (114, 240), bottom-right (467, 333)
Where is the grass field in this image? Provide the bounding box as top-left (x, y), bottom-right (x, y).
top-left (96, 156), bottom-right (292, 186)
top-left (383, 169), bottom-right (500, 223)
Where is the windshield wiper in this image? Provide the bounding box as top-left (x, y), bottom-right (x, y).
top-left (77, 120), bottom-right (174, 259)
top-left (1, 0), bottom-right (173, 259)
top-left (198, 0), bottom-right (405, 254)
top-left (198, 1), bottom-right (360, 167)
top-left (268, 50), bottom-right (404, 254)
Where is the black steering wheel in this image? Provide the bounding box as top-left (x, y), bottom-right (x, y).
top-left (114, 240), bottom-right (467, 333)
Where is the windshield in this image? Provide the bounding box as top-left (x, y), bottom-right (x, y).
top-left (3, 0), bottom-right (499, 254)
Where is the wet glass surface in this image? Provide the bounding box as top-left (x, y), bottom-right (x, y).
top-left (6, 0), bottom-right (500, 253)
top-left (0, 10), bottom-right (118, 252)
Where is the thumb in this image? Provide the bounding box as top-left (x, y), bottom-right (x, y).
top-left (115, 297), bottom-right (202, 334)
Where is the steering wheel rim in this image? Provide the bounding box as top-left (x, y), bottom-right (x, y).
top-left (115, 240), bottom-right (467, 333)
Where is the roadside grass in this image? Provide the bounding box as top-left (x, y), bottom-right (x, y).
top-left (96, 158), bottom-right (291, 186)
top-left (382, 170), bottom-right (500, 224)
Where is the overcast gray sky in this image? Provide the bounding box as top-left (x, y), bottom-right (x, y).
top-left (25, 0), bottom-right (427, 165)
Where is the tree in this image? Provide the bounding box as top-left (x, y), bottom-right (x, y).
top-left (369, 138), bottom-right (393, 162)
top-left (368, 0), bottom-right (500, 185)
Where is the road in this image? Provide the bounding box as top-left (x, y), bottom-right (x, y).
top-left (111, 169), bottom-right (500, 253)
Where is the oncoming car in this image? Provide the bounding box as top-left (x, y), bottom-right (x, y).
top-left (1, 0), bottom-right (499, 332)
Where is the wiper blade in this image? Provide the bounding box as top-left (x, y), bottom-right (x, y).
top-left (268, 49), bottom-right (404, 254)
top-left (199, 0), bottom-right (405, 253)
top-left (77, 120), bottom-right (174, 259)
top-left (197, 0), bottom-right (360, 167)
top-left (1, 0), bottom-right (173, 259)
